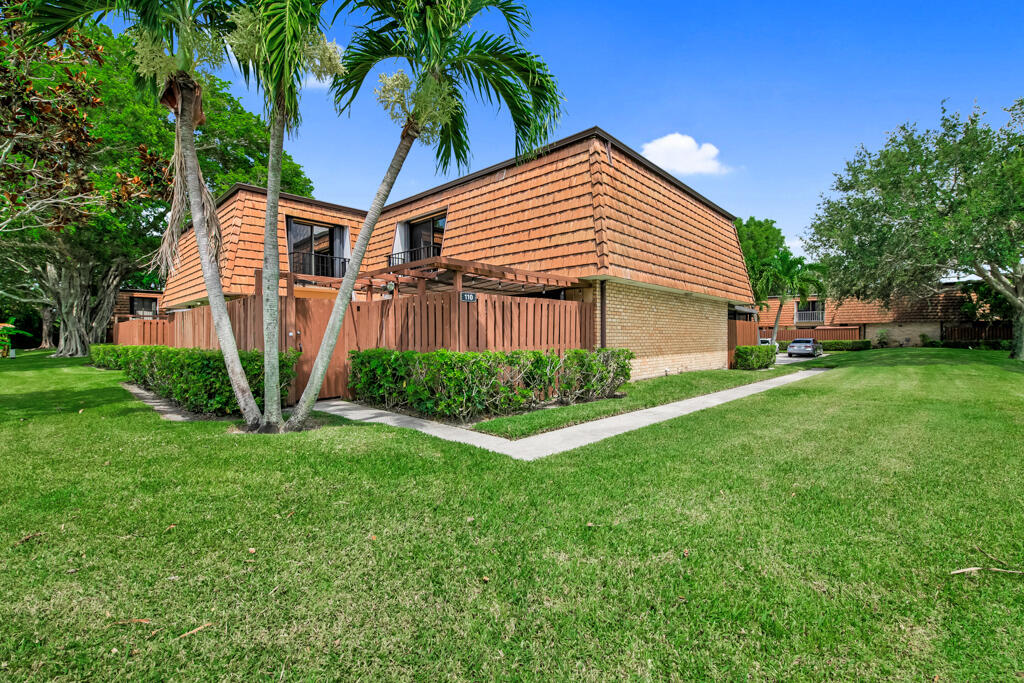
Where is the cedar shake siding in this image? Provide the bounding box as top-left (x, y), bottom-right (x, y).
top-left (591, 142), bottom-right (752, 302)
top-left (163, 188), bottom-right (365, 308)
top-left (367, 129), bottom-right (752, 304)
top-left (367, 138), bottom-right (601, 276)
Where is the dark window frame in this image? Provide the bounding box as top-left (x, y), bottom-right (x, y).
top-left (286, 216), bottom-right (349, 278)
top-left (130, 296), bottom-right (158, 317)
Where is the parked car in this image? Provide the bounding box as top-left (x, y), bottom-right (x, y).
top-left (787, 338), bottom-right (823, 357)
top-left (758, 338), bottom-right (774, 345)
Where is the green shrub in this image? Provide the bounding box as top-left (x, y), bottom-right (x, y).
top-left (776, 340), bottom-right (789, 352)
top-left (348, 347), bottom-right (633, 421)
top-left (733, 345), bottom-right (776, 370)
top-left (557, 348), bottom-right (634, 404)
top-left (820, 339), bottom-right (871, 351)
top-left (90, 345), bottom-right (300, 415)
top-left (936, 339), bottom-right (1012, 351)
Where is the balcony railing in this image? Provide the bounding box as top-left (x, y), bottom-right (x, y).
top-left (794, 309), bottom-right (825, 324)
top-left (289, 252), bottom-right (348, 278)
top-left (388, 244), bottom-right (441, 267)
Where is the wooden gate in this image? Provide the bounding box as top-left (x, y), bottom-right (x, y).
top-left (727, 319), bottom-right (760, 368)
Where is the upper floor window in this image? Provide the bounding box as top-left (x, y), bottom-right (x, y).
top-left (796, 300), bottom-right (821, 312)
top-left (130, 296), bottom-right (158, 318)
top-left (287, 219), bottom-right (349, 278)
top-left (390, 214), bottom-right (445, 266)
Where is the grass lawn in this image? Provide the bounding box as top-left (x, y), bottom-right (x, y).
top-left (475, 365), bottom-right (799, 438)
top-left (2, 348), bottom-right (1024, 679)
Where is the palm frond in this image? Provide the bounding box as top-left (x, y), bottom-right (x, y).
top-left (332, 27), bottom-right (407, 112)
top-left (22, 0), bottom-right (121, 43)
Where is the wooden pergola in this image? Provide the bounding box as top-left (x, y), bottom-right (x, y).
top-left (354, 256), bottom-right (580, 299)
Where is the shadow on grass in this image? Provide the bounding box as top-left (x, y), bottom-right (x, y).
top-left (804, 347), bottom-right (1024, 373)
top-left (0, 386), bottom-right (146, 422)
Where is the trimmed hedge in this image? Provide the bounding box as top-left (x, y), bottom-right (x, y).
top-left (348, 347), bottom-right (634, 421)
top-left (777, 339), bottom-right (871, 352)
top-left (924, 339), bottom-right (1013, 351)
top-left (90, 345), bottom-right (300, 415)
top-left (734, 345), bottom-right (776, 370)
top-left (821, 339), bottom-right (871, 351)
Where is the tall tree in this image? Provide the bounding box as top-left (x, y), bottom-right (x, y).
top-left (734, 216), bottom-right (786, 308)
top-left (227, 0), bottom-right (342, 432)
top-left (808, 101), bottom-right (1024, 359)
top-left (760, 250), bottom-right (825, 345)
top-left (2, 22), bottom-right (312, 357)
top-left (284, 0), bottom-right (562, 430)
top-left (27, 0), bottom-right (258, 423)
top-left (0, 7), bottom-right (103, 236)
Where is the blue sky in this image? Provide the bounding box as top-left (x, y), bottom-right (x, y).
top-left (218, 0), bottom-right (1024, 255)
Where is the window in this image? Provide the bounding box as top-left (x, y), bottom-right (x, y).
top-left (287, 219), bottom-right (348, 277)
top-left (796, 300), bottom-right (821, 311)
top-left (130, 296), bottom-right (158, 318)
top-left (390, 214), bottom-right (445, 266)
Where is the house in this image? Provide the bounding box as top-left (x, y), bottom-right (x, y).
top-left (161, 127), bottom-right (754, 379)
top-left (113, 289), bottom-right (162, 320)
top-left (106, 288), bottom-right (163, 342)
top-left (758, 290), bottom-right (989, 345)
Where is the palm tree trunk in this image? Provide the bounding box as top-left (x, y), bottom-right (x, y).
top-left (284, 129), bottom-right (417, 431)
top-left (260, 106), bottom-right (287, 431)
top-left (771, 298), bottom-right (785, 346)
top-left (176, 78), bottom-right (262, 427)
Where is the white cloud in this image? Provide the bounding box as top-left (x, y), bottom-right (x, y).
top-left (640, 133), bottom-right (729, 176)
top-left (302, 74), bottom-right (332, 90)
top-left (786, 236), bottom-right (806, 258)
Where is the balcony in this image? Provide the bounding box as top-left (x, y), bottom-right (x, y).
top-left (388, 244), bottom-right (442, 268)
top-left (289, 252), bottom-right (349, 279)
top-left (794, 309), bottom-right (825, 324)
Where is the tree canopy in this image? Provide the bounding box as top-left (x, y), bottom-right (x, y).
top-left (0, 21), bottom-right (314, 355)
top-left (807, 101), bottom-right (1024, 358)
top-left (733, 215), bottom-right (787, 306)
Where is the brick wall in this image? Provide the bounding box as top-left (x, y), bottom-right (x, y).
top-left (598, 280), bottom-right (728, 379)
top-left (865, 321), bottom-right (941, 347)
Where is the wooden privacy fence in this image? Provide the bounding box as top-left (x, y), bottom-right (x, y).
top-left (114, 290), bottom-right (595, 400)
top-left (112, 318), bottom-right (172, 346)
top-left (758, 326), bottom-right (862, 341)
top-left (941, 324), bottom-right (1013, 341)
top-left (727, 319), bottom-right (760, 368)
top-left (298, 292), bottom-right (594, 399)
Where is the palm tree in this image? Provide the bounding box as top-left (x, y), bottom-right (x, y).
top-left (26, 0), bottom-right (264, 426)
top-left (283, 0), bottom-right (562, 430)
top-left (760, 250), bottom-right (826, 345)
top-left (226, 0), bottom-right (342, 431)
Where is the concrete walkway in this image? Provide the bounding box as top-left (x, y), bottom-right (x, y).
top-left (774, 352), bottom-right (829, 365)
top-left (314, 368), bottom-right (829, 461)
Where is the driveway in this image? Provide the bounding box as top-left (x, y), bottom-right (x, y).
top-left (775, 352), bottom-right (828, 365)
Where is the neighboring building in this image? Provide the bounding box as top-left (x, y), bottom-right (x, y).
top-left (161, 127), bottom-right (754, 379)
top-left (106, 288), bottom-right (163, 342)
top-left (758, 290), bottom-right (979, 345)
top-left (113, 289), bottom-right (163, 320)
